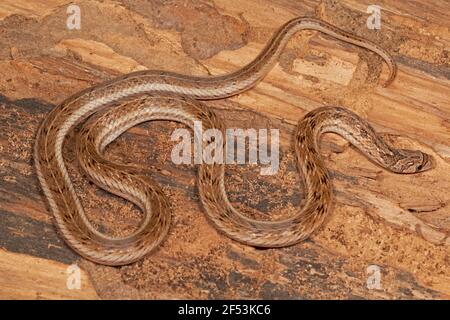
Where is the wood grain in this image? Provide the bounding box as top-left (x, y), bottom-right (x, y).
top-left (0, 249), bottom-right (98, 299)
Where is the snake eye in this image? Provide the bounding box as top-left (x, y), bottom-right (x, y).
top-left (417, 164), bottom-right (423, 170)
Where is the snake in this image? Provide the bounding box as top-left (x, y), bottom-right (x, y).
top-left (34, 17), bottom-right (434, 265)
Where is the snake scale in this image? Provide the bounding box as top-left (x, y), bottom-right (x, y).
top-left (34, 17), bottom-right (434, 265)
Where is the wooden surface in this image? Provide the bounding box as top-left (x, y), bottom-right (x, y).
top-left (0, 0), bottom-right (449, 299)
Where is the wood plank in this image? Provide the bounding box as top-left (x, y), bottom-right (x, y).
top-left (0, 249), bottom-right (98, 299)
top-left (0, 0), bottom-right (449, 299)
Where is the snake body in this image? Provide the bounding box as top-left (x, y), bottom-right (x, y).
top-left (34, 17), bottom-right (433, 265)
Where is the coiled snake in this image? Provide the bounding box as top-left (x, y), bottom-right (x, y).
top-left (34, 17), bottom-right (433, 265)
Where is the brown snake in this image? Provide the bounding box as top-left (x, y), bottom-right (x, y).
top-left (34, 17), bottom-right (434, 265)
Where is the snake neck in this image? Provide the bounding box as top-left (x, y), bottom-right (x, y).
top-left (298, 106), bottom-right (429, 174)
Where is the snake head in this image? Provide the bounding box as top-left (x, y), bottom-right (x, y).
top-left (394, 149), bottom-right (434, 174)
